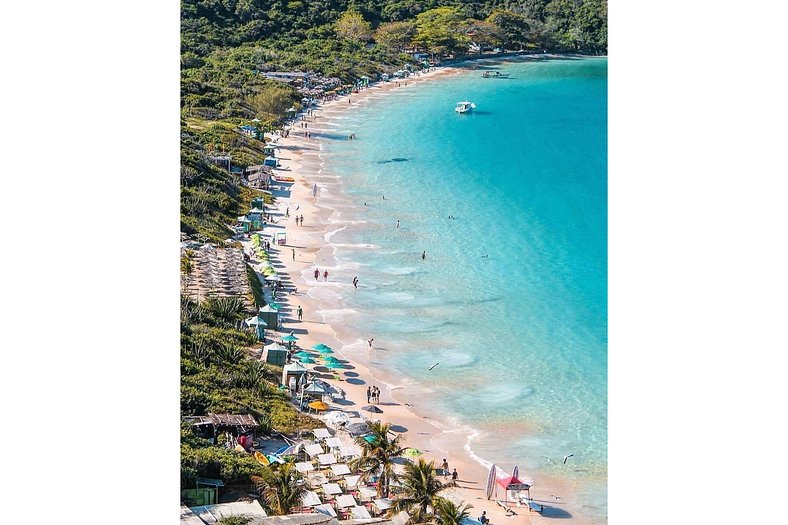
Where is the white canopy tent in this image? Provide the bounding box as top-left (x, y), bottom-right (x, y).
top-left (325, 437), bottom-right (343, 448)
top-left (313, 428), bottom-right (331, 439)
top-left (314, 504), bottom-right (337, 517)
top-left (358, 486), bottom-right (377, 500)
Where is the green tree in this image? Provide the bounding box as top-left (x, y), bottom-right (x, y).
top-left (248, 85), bottom-right (296, 120)
top-left (335, 10), bottom-right (373, 42)
top-left (252, 462), bottom-right (308, 515)
top-left (351, 421), bottom-right (406, 497)
top-left (432, 498), bottom-right (473, 525)
top-left (389, 458), bottom-right (445, 523)
top-left (486, 10), bottom-right (531, 49)
top-left (465, 20), bottom-right (502, 52)
top-left (413, 7), bottom-right (471, 57)
top-left (219, 517), bottom-right (252, 525)
top-left (374, 21), bottom-right (417, 52)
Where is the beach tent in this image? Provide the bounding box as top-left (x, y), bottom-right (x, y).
top-left (258, 304), bottom-right (279, 329)
top-left (338, 442), bottom-right (361, 458)
top-left (282, 362), bottom-right (308, 389)
top-left (495, 475), bottom-right (531, 504)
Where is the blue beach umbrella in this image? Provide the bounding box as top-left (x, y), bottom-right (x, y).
top-left (282, 334), bottom-right (299, 343)
top-left (313, 343), bottom-right (332, 351)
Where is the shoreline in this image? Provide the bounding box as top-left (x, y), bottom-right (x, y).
top-left (249, 59), bottom-right (601, 524)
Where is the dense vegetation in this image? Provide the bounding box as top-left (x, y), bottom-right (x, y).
top-left (180, 294), bottom-right (321, 489)
top-left (179, 0), bottom-right (606, 506)
top-left (180, 0), bottom-right (606, 243)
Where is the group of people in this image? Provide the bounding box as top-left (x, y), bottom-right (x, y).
top-left (366, 385), bottom-right (381, 403)
top-left (295, 214), bottom-right (304, 226)
top-left (440, 459), bottom-right (460, 486)
top-left (314, 268), bottom-right (329, 281)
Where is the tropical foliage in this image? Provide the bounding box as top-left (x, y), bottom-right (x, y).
top-left (351, 421), bottom-right (406, 496)
top-left (252, 462), bottom-right (308, 515)
top-left (432, 498), bottom-right (474, 525)
top-left (389, 458), bottom-right (446, 523)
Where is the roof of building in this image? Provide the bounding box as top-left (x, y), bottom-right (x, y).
top-left (185, 413), bottom-right (259, 428)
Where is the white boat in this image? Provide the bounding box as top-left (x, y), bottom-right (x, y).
top-left (455, 101), bottom-right (476, 113)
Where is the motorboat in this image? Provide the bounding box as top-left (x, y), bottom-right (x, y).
top-left (481, 71), bottom-right (510, 79)
top-left (455, 101), bottom-right (476, 113)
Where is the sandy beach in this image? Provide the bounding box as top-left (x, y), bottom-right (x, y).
top-left (244, 61), bottom-right (598, 525)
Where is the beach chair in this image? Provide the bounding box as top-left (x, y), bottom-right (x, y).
top-left (526, 500), bottom-right (544, 513)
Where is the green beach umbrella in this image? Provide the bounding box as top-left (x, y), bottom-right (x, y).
top-left (268, 302), bottom-right (281, 310)
top-left (299, 357), bottom-right (316, 364)
top-left (363, 435), bottom-right (377, 444)
top-left (282, 334), bottom-right (299, 342)
top-left (312, 343), bottom-right (332, 351)
top-left (317, 347), bottom-right (334, 354)
top-left (323, 356), bottom-right (339, 363)
top-left (294, 351), bottom-right (311, 358)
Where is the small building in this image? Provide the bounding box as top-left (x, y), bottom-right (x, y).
top-left (258, 304), bottom-right (279, 333)
top-left (282, 361), bottom-right (308, 390)
top-left (263, 145), bottom-right (277, 156)
top-left (237, 216), bottom-right (252, 233)
top-left (262, 342), bottom-right (288, 366)
top-left (251, 196), bottom-right (265, 209)
top-left (184, 413), bottom-right (260, 442)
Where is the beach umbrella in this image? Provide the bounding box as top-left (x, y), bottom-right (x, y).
top-left (363, 435), bottom-right (377, 444)
top-left (345, 422), bottom-right (370, 435)
top-left (313, 343), bottom-right (332, 351)
top-left (318, 347), bottom-right (334, 354)
top-left (362, 405), bottom-right (383, 414)
top-left (324, 362), bottom-right (344, 370)
top-left (309, 401), bottom-right (330, 411)
top-left (323, 356), bottom-right (339, 363)
top-left (300, 357), bottom-right (316, 364)
top-left (294, 351), bottom-right (312, 358)
top-left (282, 334), bottom-right (299, 342)
top-left (403, 448), bottom-right (422, 458)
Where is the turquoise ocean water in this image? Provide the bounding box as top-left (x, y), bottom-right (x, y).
top-left (306, 58), bottom-right (607, 520)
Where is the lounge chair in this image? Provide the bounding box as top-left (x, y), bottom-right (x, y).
top-left (526, 500), bottom-right (544, 513)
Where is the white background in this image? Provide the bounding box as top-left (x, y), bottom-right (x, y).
top-left (1, 1), bottom-right (787, 523)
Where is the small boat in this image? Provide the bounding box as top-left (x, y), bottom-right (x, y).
top-left (481, 71), bottom-right (510, 79)
top-left (254, 451), bottom-right (270, 466)
top-left (455, 101), bottom-right (476, 114)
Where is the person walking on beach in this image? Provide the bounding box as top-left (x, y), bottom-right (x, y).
top-left (323, 270), bottom-right (329, 281)
top-left (292, 248), bottom-right (296, 261)
top-left (286, 207), bottom-right (290, 217)
top-left (300, 215), bottom-right (304, 226)
top-left (367, 387), bottom-right (371, 403)
top-left (368, 338), bottom-right (374, 348)
top-left (451, 468), bottom-right (458, 486)
top-left (441, 459), bottom-right (449, 479)
top-left (314, 268), bottom-right (320, 280)
top-left (297, 305), bottom-right (303, 321)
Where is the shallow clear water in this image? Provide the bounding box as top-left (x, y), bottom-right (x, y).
top-left (310, 58), bottom-right (606, 519)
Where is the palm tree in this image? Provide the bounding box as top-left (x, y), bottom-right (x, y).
top-left (432, 497), bottom-right (473, 525)
top-left (389, 458), bottom-right (445, 523)
top-left (251, 462), bottom-right (307, 515)
top-left (350, 421), bottom-right (406, 497)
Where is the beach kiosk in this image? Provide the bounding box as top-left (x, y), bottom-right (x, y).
top-left (282, 362), bottom-right (308, 392)
top-left (258, 304), bottom-right (279, 332)
top-left (248, 207), bottom-right (265, 230)
top-left (275, 231), bottom-right (287, 245)
top-left (263, 145), bottom-right (277, 156)
top-left (495, 475), bottom-right (531, 505)
top-left (251, 196), bottom-right (265, 209)
top-left (236, 216), bottom-right (252, 233)
top-left (262, 342), bottom-right (288, 366)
